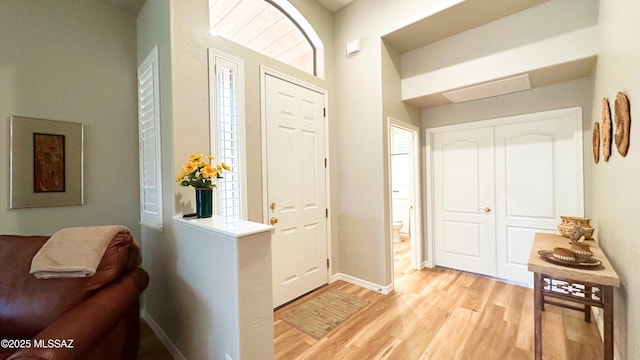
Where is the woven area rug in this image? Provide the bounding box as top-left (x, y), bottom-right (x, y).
top-left (279, 289), bottom-right (370, 339)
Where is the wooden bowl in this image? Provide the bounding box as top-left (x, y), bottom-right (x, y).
top-left (552, 247), bottom-right (577, 262)
top-left (570, 242), bottom-right (593, 259)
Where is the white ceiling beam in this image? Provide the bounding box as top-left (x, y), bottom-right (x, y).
top-left (401, 26), bottom-right (598, 102)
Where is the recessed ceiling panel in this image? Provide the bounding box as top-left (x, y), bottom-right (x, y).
top-left (443, 74), bottom-right (531, 103)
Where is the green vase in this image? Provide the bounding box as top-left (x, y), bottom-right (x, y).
top-left (195, 188), bottom-right (213, 218)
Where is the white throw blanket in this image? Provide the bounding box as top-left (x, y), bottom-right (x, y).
top-left (29, 225), bottom-right (132, 279)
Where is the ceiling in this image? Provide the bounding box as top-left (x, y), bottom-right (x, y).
top-left (381, 0), bottom-right (598, 109)
top-left (97, 0), bottom-right (145, 15)
top-left (97, 0), bottom-right (353, 15)
top-left (382, 0), bottom-right (548, 53)
top-left (314, 0), bottom-right (354, 12)
top-left (100, 0), bottom-right (596, 109)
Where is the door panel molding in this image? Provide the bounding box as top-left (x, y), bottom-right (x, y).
top-left (433, 127), bottom-right (496, 276)
top-left (495, 114), bottom-right (583, 284)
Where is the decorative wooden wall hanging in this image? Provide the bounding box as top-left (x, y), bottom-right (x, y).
top-left (614, 91), bottom-right (631, 156)
top-left (593, 122), bottom-right (600, 164)
top-left (601, 97), bottom-right (612, 161)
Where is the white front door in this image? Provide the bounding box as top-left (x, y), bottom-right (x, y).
top-left (433, 128), bottom-right (496, 276)
top-left (495, 117), bottom-right (582, 284)
top-left (264, 74), bottom-right (328, 308)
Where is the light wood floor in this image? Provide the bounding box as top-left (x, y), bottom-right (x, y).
top-left (139, 319), bottom-right (174, 360)
top-left (274, 239), bottom-right (604, 360)
top-left (139, 239), bottom-right (604, 359)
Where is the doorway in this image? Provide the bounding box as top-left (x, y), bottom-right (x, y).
top-left (388, 118), bottom-right (422, 284)
top-left (261, 68), bottom-right (329, 308)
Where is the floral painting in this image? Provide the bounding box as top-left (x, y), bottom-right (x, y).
top-left (33, 133), bottom-right (65, 192)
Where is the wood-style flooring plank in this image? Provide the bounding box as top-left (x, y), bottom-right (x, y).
top-left (419, 307), bottom-right (481, 359)
top-left (138, 319), bottom-right (174, 360)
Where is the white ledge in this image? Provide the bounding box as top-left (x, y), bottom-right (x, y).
top-left (172, 215), bottom-right (273, 238)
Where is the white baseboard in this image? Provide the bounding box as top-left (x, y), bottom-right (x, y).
top-left (590, 304), bottom-right (619, 360)
top-left (141, 309), bottom-right (186, 360)
top-left (330, 273), bottom-right (393, 294)
top-left (593, 307), bottom-right (604, 342)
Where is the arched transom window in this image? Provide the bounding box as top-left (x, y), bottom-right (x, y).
top-left (209, 0), bottom-right (322, 77)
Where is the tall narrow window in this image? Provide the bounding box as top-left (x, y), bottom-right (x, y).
top-left (138, 46), bottom-right (163, 229)
top-left (209, 49), bottom-right (245, 219)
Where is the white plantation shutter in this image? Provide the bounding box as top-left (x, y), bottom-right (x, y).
top-left (209, 49), bottom-right (246, 219)
top-left (138, 46), bottom-right (163, 229)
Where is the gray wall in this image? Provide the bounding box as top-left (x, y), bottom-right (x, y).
top-left (589, 0), bottom-right (640, 358)
top-left (421, 77), bottom-right (594, 129)
top-left (334, 0), bottom-right (463, 289)
top-left (0, 0), bottom-right (139, 237)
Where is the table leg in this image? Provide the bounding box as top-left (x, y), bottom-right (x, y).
top-left (585, 304), bottom-right (591, 322)
top-left (534, 273), bottom-right (543, 360)
top-left (603, 286), bottom-right (614, 360)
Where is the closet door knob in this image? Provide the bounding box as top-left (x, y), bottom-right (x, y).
top-left (480, 207), bottom-right (491, 213)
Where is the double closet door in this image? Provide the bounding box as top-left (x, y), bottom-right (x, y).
top-left (431, 108), bottom-right (584, 285)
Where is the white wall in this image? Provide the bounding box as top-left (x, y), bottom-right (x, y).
top-left (136, 0), bottom-right (179, 355)
top-left (0, 0), bottom-right (139, 237)
top-left (589, 0), bottom-right (640, 358)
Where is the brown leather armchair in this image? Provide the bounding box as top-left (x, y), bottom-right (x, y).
top-left (0, 232), bottom-right (149, 360)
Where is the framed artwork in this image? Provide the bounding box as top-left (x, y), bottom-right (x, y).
top-left (10, 116), bottom-right (83, 208)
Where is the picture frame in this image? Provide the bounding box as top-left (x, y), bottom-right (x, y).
top-left (10, 116), bottom-right (84, 208)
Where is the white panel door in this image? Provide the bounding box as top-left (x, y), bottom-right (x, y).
top-left (265, 74), bottom-right (327, 308)
top-left (433, 128), bottom-right (496, 276)
top-left (495, 117), bottom-right (582, 284)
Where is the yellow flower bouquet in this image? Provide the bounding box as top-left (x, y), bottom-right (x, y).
top-left (176, 154), bottom-right (230, 189)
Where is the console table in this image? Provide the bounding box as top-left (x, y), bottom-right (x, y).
top-left (527, 233), bottom-right (620, 360)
